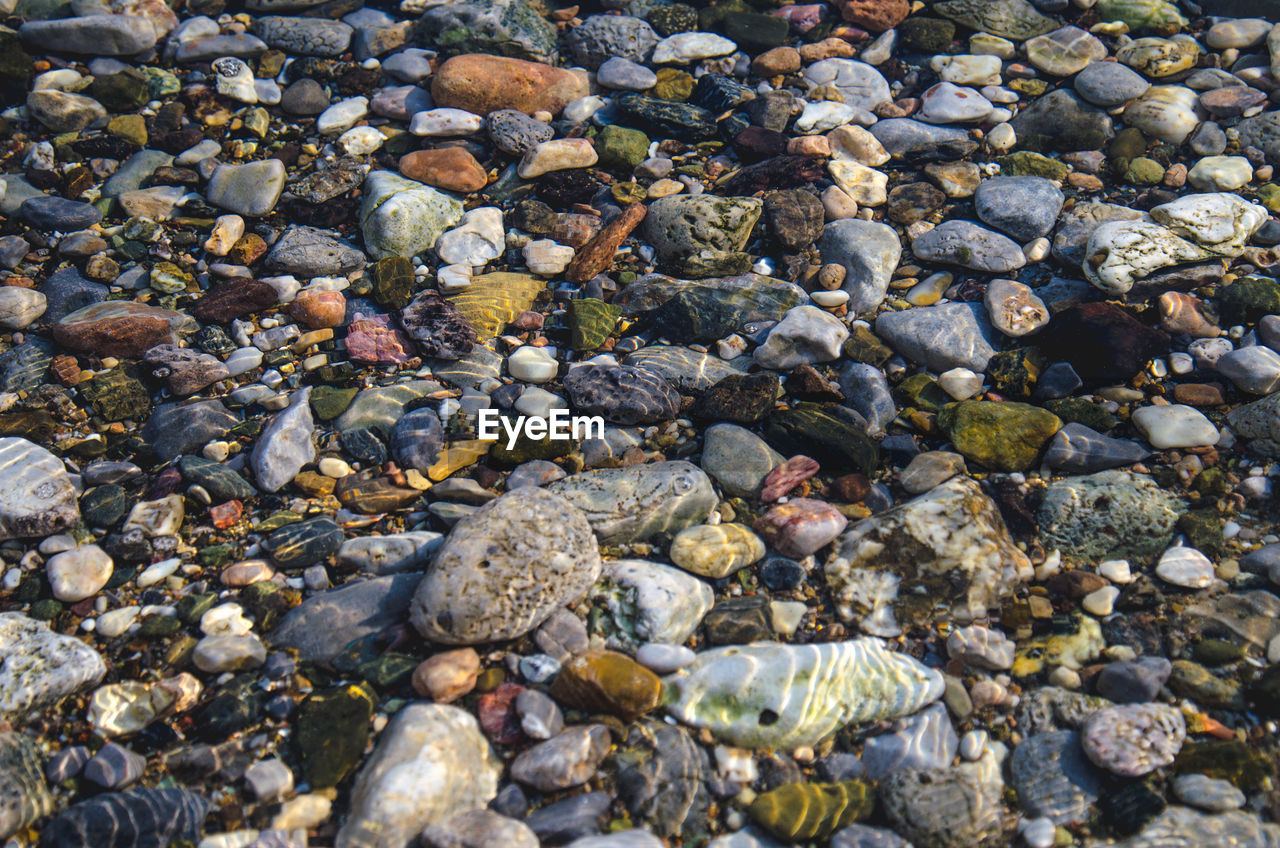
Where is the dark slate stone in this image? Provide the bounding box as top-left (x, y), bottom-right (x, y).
top-left (615, 93), bottom-right (717, 141)
top-left (141, 400), bottom-right (239, 462)
top-left (563, 362), bottom-right (679, 425)
top-left (262, 517), bottom-right (344, 570)
top-left (39, 788), bottom-right (209, 848)
top-left (1038, 303), bottom-right (1170, 384)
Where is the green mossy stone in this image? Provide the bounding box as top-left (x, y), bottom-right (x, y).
top-left (1174, 741), bottom-right (1269, 789)
top-left (368, 255), bottom-right (416, 310)
top-left (1043, 397), bottom-right (1118, 431)
top-left (765, 404), bottom-right (879, 475)
top-left (897, 17), bottom-right (956, 51)
top-left (652, 67), bottom-right (695, 102)
top-left (596, 125), bottom-right (650, 172)
top-left (749, 780), bottom-right (875, 841)
top-left (294, 684), bottom-right (376, 787)
top-left (895, 373), bottom-right (950, 413)
top-left (843, 325), bottom-right (893, 366)
top-left (1193, 638), bottom-right (1245, 667)
top-left (79, 366), bottom-right (151, 423)
top-left (568, 297), bottom-right (622, 351)
top-left (1256, 183), bottom-right (1280, 214)
top-left (722, 11), bottom-right (789, 48)
top-left (987, 347), bottom-right (1046, 400)
top-left (938, 400), bottom-right (1061, 472)
top-left (995, 151), bottom-right (1070, 181)
top-left (1126, 156), bottom-right (1165, 186)
top-left (310, 385), bottom-right (358, 421)
top-left (1217, 276), bottom-right (1280, 325)
top-left (1177, 508), bottom-right (1224, 558)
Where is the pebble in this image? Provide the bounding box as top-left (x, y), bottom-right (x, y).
top-left (1155, 545), bottom-right (1215, 588)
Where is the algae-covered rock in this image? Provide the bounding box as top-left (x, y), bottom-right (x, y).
top-left (825, 477), bottom-right (1032, 637)
top-left (1037, 470), bottom-right (1187, 564)
top-left (749, 781), bottom-right (874, 842)
top-left (550, 649), bottom-right (663, 721)
top-left (359, 170), bottom-right (463, 260)
top-left (937, 400), bottom-right (1062, 472)
top-left (548, 461), bottom-right (717, 544)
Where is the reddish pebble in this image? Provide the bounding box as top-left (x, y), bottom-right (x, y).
top-left (345, 315), bottom-right (414, 364)
top-left (753, 497), bottom-right (848, 558)
top-left (772, 3), bottom-right (828, 32)
top-left (510, 310), bottom-right (545, 331)
top-left (209, 499), bottom-right (242, 529)
top-left (477, 681), bottom-right (526, 745)
top-left (761, 455), bottom-right (821, 503)
top-left (829, 473), bottom-right (871, 502)
top-left (787, 135), bottom-right (831, 157)
top-left (291, 289), bottom-right (346, 330)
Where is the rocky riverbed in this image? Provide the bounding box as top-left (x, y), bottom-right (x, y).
top-left (1, 0), bottom-right (1280, 845)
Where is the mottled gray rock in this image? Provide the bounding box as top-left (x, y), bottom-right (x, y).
top-left (565, 15), bottom-right (659, 69)
top-left (563, 363), bottom-right (680, 425)
top-left (0, 614), bottom-right (105, 722)
top-left (264, 226), bottom-right (366, 277)
top-left (874, 302), bottom-right (998, 372)
top-left (861, 704), bottom-right (958, 780)
top-left (1037, 470), bottom-right (1186, 564)
top-left (420, 810), bottom-right (539, 848)
top-left (0, 438), bottom-right (79, 540)
top-left (1073, 60), bottom-right (1151, 107)
top-left (869, 118), bottom-right (970, 157)
top-left (206, 159), bottom-right (287, 217)
top-left (251, 388), bottom-right (314, 493)
top-left (337, 704), bottom-right (501, 847)
top-left (0, 732), bottom-right (53, 840)
top-left (912, 220), bottom-right (1027, 272)
top-left (251, 15), bottom-right (352, 56)
top-left (21, 15), bottom-right (157, 56)
top-left (817, 219), bottom-right (902, 315)
top-left (38, 789), bottom-right (209, 848)
top-left (269, 573), bottom-right (422, 662)
top-left (974, 176), bottom-right (1064, 242)
top-left (1044, 423), bottom-right (1151, 473)
top-left (510, 725), bottom-right (611, 791)
top-left (548, 461), bottom-right (717, 544)
top-left (410, 488), bottom-right (601, 644)
top-left (1011, 731), bottom-right (1104, 826)
top-left (417, 0), bottom-right (558, 63)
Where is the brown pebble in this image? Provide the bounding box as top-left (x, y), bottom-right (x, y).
top-left (412, 647), bottom-right (482, 703)
top-left (1173, 383), bottom-right (1226, 407)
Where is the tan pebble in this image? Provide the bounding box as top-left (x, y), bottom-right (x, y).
top-left (413, 647), bottom-right (482, 703)
top-left (669, 524), bottom-right (766, 578)
top-left (221, 560), bottom-right (275, 586)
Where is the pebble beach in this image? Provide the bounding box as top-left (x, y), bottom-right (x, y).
top-left (1, 0), bottom-right (1280, 845)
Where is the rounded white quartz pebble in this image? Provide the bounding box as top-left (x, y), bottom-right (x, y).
top-left (409, 107), bottom-right (484, 136)
top-left (1131, 404), bottom-right (1219, 449)
top-left (47, 545), bottom-right (113, 602)
top-left (96, 606), bottom-right (140, 638)
top-left (315, 96), bottom-right (369, 135)
top-left (137, 558), bottom-right (180, 589)
top-left (1082, 585), bottom-right (1120, 616)
top-left (635, 642), bottom-right (696, 674)
top-left (318, 457), bottom-right (351, 478)
top-left (337, 126), bottom-right (384, 156)
top-left (960, 729), bottom-right (988, 761)
top-left (1155, 545), bottom-right (1215, 588)
top-left (523, 239), bottom-right (575, 276)
top-left (1021, 817), bottom-right (1056, 848)
top-left (193, 634), bottom-right (267, 673)
top-left (938, 367), bottom-right (984, 400)
top-left (200, 602), bottom-right (254, 637)
top-left (507, 345), bottom-right (559, 383)
top-left (1098, 559), bottom-right (1133, 583)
